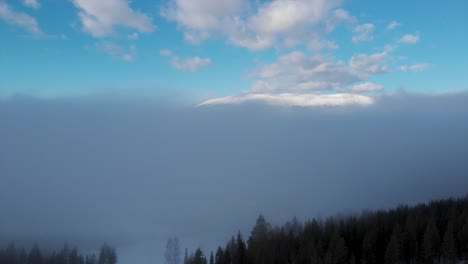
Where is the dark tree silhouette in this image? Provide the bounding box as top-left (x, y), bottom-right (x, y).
top-left (182, 195), bottom-right (468, 264)
top-left (422, 218), bottom-right (440, 263)
top-left (0, 243), bottom-right (103, 264)
top-left (441, 221), bottom-right (456, 264)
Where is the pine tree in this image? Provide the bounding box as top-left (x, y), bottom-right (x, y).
top-left (362, 229), bottom-right (377, 264)
top-left (209, 251), bottom-right (214, 264)
top-left (5, 243), bottom-right (17, 264)
top-left (215, 247), bottom-right (224, 264)
top-left (70, 248), bottom-right (81, 264)
top-left (86, 255), bottom-right (97, 264)
top-left (18, 248), bottom-right (28, 264)
top-left (422, 219), bottom-right (440, 264)
top-left (98, 244), bottom-right (117, 264)
top-left (28, 244), bottom-right (43, 264)
top-left (236, 232), bottom-right (247, 264)
top-left (384, 227), bottom-right (401, 264)
top-left (401, 225), bottom-right (418, 263)
top-left (324, 230), bottom-right (347, 264)
top-left (441, 222), bottom-right (456, 264)
top-left (192, 248), bottom-right (207, 264)
top-left (248, 214), bottom-right (271, 264)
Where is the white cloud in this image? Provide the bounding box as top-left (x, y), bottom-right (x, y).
top-left (384, 45), bottom-right (397, 52)
top-left (162, 0), bottom-right (344, 50)
top-left (247, 50), bottom-right (389, 95)
top-left (0, 2), bottom-right (42, 34)
top-left (400, 63), bottom-right (430, 72)
top-left (159, 49), bottom-right (173, 56)
top-left (199, 93), bottom-right (374, 107)
top-left (324, 8), bottom-right (356, 33)
top-left (227, 32), bottom-right (276, 51)
top-left (387, 21), bottom-right (400, 30)
top-left (350, 82), bottom-right (384, 93)
top-left (349, 51), bottom-right (389, 77)
top-left (352, 23), bottom-right (375, 43)
top-left (72, 0), bottom-right (156, 38)
top-left (128, 32), bottom-right (138, 40)
top-left (307, 36), bottom-right (339, 51)
top-left (162, 0), bottom-right (246, 31)
top-left (96, 42), bottom-right (137, 61)
top-left (171, 56), bottom-right (212, 72)
top-left (23, 0), bottom-right (40, 9)
top-left (398, 34), bottom-right (419, 44)
top-left (248, 0), bottom-right (340, 35)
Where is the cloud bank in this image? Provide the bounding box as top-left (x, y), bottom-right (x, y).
top-left (1, 93), bottom-right (467, 264)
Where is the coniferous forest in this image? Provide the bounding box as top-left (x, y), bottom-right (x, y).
top-left (0, 244), bottom-right (116, 264)
top-left (183, 196), bottom-right (468, 264)
top-left (2, 196), bottom-right (467, 264)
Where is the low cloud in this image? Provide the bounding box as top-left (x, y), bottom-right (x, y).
top-left (199, 93), bottom-right (374, 107)
top-left (0, 93), bottom-right (467, 263)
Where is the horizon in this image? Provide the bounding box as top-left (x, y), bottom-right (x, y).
top-left (1, 0), bottom-right (468, 263)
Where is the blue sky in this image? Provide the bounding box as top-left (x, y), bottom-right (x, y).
top-left (1, 0), bottom-right (467, 105)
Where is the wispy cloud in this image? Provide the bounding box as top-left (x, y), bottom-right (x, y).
top-left (398, 34), bottom-right (420, 44)
top-left (400, 63), bottom-right (431, 72)
top-left (72, 0), bottom-right (156, 37)
top-left (387, 21), bottom-right (401, 30)
top-left (128, 32), bottom-right (139, 40)
top-left (23, 0), bottom-right (41, 9)
top-left (0, 1), bottom-right (42, 35)
top-left (350, 82), bottom-right (384, 93)
top-left (352, 23), bottom-right (375, 43)
top-left (96, 42), bottom-right (137, 61)
top-left (171, 56), bottom-right (212, 72)
top-left (159, 49), bottom-right (173, 57)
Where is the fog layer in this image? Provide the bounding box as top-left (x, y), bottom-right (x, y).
top-left (1, 93), bottom-right (467, 263)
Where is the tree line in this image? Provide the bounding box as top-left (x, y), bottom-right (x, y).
top-left (180, 196), bottom-right (468, 264)
top-left (0, 243), bottom-right (117, 264)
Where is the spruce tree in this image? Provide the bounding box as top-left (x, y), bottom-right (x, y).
top-left (209, 251), bottom-right (214, 264)
top-left (384, 227), bottom-right (401, 264)
top-left (324, 230), bottom-right (347, 264)
top-left (441, 222), bottom-right (456, 264)
top-left (422, 219), bottom-right (440, 264)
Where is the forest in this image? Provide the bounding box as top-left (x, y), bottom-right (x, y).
top-left (2, 196), bottom-right (467, 264)
top-left (0, 243), bottom-right (116, 264)
top-left (181, 196), bottom-right (468, 264)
